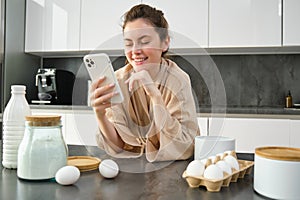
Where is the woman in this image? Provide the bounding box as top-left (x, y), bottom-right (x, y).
top-left (90, 4), bottom-right (200, 162)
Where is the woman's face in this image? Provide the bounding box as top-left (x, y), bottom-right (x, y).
top-left (123, 18), bottom-right (169, 73)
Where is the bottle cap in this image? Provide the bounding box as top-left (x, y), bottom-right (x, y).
top-left (11, 85), bottom-right (26, 93)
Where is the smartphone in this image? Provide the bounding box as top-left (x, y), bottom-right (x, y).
top-left (83, 53), bottom-right (124, 104)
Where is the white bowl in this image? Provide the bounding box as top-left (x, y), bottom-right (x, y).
top-left (194, 136), bottom-right (235, 160)
top-left (254, 146), bottom-right (300, 199)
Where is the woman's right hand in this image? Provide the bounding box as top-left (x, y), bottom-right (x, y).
top-left (90, 76), bottom-right (118, 117)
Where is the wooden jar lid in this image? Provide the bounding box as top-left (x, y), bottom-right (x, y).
top-left (25, 115), bottom-right (61, 126)
top-left (255, 146), bottom-right (300, 162)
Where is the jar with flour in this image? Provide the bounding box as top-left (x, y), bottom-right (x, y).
top-left (17, 115), bottom-right (68, 180)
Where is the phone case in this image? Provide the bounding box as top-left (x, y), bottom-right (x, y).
top-left (83, 53), bottom-right (124, 104)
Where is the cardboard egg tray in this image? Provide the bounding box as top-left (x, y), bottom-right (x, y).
top-left (182, 152), bottom-right (254, 192)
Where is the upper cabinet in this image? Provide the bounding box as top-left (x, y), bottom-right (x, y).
top-left (25, 0), bottom-right (81, 52)
top-left (80, 0), bottom-right (140, 51)
top-left (283, 0), bottom-right (300, 46)
top-left (143, 0), bottom-right (208, 49)
top-left (209, 0), bottom-right (282, 47)
top-left (25, 0), bottom-right (300, 55)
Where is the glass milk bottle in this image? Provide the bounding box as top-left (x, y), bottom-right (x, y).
top-left (2, 85), bottom-right (31, 169)
top-left (17, 115), bottom-right (68, 180)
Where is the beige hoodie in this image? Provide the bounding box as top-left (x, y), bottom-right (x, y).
top-left (96, 58), bottom-right (200, 162)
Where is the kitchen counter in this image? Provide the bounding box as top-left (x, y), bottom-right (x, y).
top-left (30, 104), bottom-right (300, 119)
top-left (1, 143), bottom-right (269, 200)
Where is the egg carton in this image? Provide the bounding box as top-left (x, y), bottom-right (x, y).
top-left (182, 153), bottom-right (254, 192)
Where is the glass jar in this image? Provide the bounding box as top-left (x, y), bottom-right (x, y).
top-left (17, 115), bottom-right (68, 180)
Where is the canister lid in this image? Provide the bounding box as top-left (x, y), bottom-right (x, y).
top-left (255, 146), bottom-right (300, 162)
top-left (25, 115), bottom-right (61, 126)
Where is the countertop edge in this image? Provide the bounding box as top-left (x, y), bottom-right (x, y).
top-left (28, 105), bottom-right (300, 119)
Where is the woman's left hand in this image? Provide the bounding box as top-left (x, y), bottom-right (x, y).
top-left (125, 70), bottom-right (160, 97)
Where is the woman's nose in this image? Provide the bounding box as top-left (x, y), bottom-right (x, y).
top-left (132, 44), bottom-right (142, 54)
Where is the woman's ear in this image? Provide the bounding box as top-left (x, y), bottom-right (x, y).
top-left (162, 36), bottom-right (170, 52)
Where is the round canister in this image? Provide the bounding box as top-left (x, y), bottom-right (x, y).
top-left (194, 136), bottom-right (235, 160)
top-left (17, 115), bottom-right (68, 180)
top-left (254, 146), bottom-right (300, 199)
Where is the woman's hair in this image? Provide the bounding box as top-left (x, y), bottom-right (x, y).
top-left (122, 4), bottom-right (169, 57)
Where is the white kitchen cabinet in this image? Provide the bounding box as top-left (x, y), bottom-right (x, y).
top-left (290, 120), bottom-right (300, 148)
top-left (65, 111), bottom-right (98, 146)
top-left (209, 0), bottom-right (282, 47)
top-left (197, 117), bottom-right (208, 136)
top-left (143, 0), bottom-right (208, 48)
top-left (80, 0), bottom-right (140, 51)
top-left (208, 118), bottom-right (290, 153)
top-left (25, 0), bottom-right (81, 52)
top-left (283, 0), bottom-right (300, 46)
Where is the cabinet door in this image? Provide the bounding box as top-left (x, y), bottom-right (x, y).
top-left (197, 117), bottom-right (208, 136)
top-left (283, 0), bottom-right (300, 46)
top-left (80, 0), bottom-right (140, 51)
top-left (208, 118), bottom-right (290, 153)
top-left (25, 0), bottom-right (80, 52)
top-left (65, 111), bottom-right (98, 146)
top-left (143, 0), bottom-right (208, 48)
top-left (209, 0), bottom-right (281, 47)
top-left (290, 120), bottom-right (300, 148)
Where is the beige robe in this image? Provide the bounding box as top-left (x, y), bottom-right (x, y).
top-left (96, 58), bottom-right (200, 162)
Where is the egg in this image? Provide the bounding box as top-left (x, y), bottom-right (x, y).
top-left (224, 155), bottom-right (239, 170)
top-left (217, 153), bottom-right (225, 159)
top-left (208, 156), bottom-right (217, 163)
top-left (200, 158), bottom-right (208, 165)
top-left (55, 166), bottom-right (80, 185)
top-left (203, 164), bottom-right (223, 180)
top-left (186, 160), bottom-right (205, 177)
top-left (216, 160), bottom-right (232, 175)
top-left (99, 159), bottom-right (119, 178)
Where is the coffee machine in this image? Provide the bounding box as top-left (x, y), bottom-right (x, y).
top-left (35, 68), bottom-right (75, 105)
top-left (35, 68), bottom-right (57, 103)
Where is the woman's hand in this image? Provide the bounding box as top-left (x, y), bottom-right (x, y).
top-left (90, 76), bottom-right (119, 117)
top-left (125, 70), bottom-right (161, 97)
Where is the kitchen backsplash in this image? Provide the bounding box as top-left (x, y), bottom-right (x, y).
top-left (42, 54), bottom-right (300, 109)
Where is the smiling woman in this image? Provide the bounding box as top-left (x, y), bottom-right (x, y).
top-left (89, 4), bottom-right (200, 163)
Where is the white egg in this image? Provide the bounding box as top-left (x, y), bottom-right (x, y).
top-left (55, 166), bottom-right (80, 185)
top-left (224, 155), bottom-right (239, 170)
top-left (203, 164), bottom-right (223, 180)
top-left (217, 153), bottom-right (225, 159)
top-left (209, 155), bottom-right (219, 163)
top-left (200, 158), bottom-right (208, 165)
top-left (99, 159), bottom-right (119, 178)
top-left (216, 160), bottom-right (232, 175)
top-left (186, 160), bottom-right (205, 177)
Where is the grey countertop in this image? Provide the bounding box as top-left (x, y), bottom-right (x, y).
top-left (0, 143), bottom-right (269, 200)
top-left (29, 104), bottom-right (300, 119)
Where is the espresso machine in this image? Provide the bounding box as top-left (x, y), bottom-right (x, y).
top-left (35, 68), bottom-right (57, 103)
